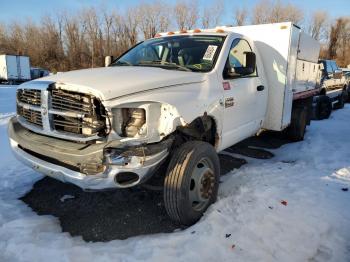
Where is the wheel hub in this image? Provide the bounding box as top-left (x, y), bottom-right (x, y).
top-left (200, 170), bottom-right (215, 199)
top-left (189, 158), bottom-right (215, 211)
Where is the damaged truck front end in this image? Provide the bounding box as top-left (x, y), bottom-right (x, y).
top-left (9, 33), bottom-right (226, 226)
top-left (9, 82), bottom-right (176, 190)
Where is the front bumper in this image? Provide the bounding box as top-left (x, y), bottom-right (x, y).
top-left (8, 117), bottom-right (170, 190)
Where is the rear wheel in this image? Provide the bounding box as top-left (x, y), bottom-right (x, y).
top-left (287, 106), bottom-right (307, 141)
top-left (164, 141), bottom-right (220, 225)
top-left (315, 95), bottom-right (332, 120)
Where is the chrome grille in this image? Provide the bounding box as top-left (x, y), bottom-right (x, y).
top-left (16, 87), bottom-right (107, 140)
top-left (51, 89), bottom-right (95, 114)
top-left (51, 89), bottom-right (106, 136)
top-left (17, 105), bottom-right (43, 127)
top-left (53, 115), bottom-right (105, 135)
top-left (17, 89), bottom-right (41, 106)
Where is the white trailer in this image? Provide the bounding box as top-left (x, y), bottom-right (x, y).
top-left (0, 55), bottom-right (31, 83)
top-left (9, 22), bottom-right (321, 226)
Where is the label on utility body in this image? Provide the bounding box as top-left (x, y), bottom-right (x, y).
top-left (225, 97), bottom-right (234, 108)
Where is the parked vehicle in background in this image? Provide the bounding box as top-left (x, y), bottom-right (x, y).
top-left (341, 68), bottom-right (350, 101)
top-left (30, 67), bottom-right (50, 80)
top-left (314, 60), bottom-right (348, 119)
top-left (8, 22), bottom-right (321, 225)
top-left (0, 55), bottom-right (31, 84)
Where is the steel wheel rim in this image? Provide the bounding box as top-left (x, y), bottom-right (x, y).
top-left (189, 157), bottom-right (215, 211)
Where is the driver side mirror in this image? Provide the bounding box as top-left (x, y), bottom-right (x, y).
top-left (246, 52), bottom-right (256, 72)
top-left (225, 52), bottom-right (256, 78)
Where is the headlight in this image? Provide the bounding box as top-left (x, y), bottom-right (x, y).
top-left (110, 102), bottom-right (182, 142)
top-left (113, 107), bottom-right (147, 138)
top-left (122, 108), bottom-right (146, 137)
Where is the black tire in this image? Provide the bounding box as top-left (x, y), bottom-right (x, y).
top-left (343, 87), bottom-right (349, 102)
top-left (334, 91), bottom-right (346, 109)
top-left (315, 95), bottom-right (332, 120)
top-left (287, 107), bottom-right (307, 141)
top-left (164, 141), bottom-right (220, 225)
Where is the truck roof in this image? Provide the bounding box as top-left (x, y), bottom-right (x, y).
top-left (153, 30), bottom-right (229, 39)
top-left (155, 22), bottom-right (298, 39)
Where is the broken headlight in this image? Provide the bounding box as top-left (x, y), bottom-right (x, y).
top-left (113, 108), bottom-right (147, 138)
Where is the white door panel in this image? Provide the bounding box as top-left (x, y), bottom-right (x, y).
top-left (220, 38), bottom-right (268, 148)
top-left (222, 77), bottom-right (266, 146)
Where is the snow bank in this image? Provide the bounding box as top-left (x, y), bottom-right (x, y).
top-left (327, 167), bottom-right (350, 183)
top-left (0, 86), bottom-right (349, 262)
top-left (0, 85), bottom-right (17, 116)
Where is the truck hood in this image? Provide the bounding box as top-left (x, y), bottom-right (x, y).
top-left (39, 66), bottom-right (205, 100)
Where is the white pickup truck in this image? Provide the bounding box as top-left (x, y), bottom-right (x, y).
top-left (313, 59), bottom-right (348, 120)
top-left (9, 22), bottom-right (320, 225)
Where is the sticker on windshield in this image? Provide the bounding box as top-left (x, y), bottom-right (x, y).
top-left (203, 45), bottom-right (218, 61)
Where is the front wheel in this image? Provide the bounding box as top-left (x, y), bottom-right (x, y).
top-left (315, 95), bottom-right (332, 120)
top-left (334, 90), bottom-right (346, 109)
top-left (164, 141), bottom-right (220, 225)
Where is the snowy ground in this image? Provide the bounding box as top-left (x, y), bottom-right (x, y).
top-left (0, 85), bottom-right (350, 262)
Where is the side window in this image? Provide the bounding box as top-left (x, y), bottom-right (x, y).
top-left (326, 60), bottom-right (333, 74)
top-left (225, 38), bottom-right (257, 78)
top-left (331, 61), bottom-right (338, 71)
top-left (136, 46), bottom-right (159, 62)
top-left (155, 46), bottom-right (164, 58)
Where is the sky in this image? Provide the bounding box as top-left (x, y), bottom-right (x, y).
top-left (0, 0), bottom-right (349, 26)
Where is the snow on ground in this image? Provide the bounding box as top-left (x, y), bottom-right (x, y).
top-left (0, 85), bottom-right (350, 262)
top-left (0, 85), bottom-right (16, 116)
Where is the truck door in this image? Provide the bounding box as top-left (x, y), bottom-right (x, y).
top-left (220, 38), bottom-right (267, 147)
top-left (6, 56), bottom-right (18, 80)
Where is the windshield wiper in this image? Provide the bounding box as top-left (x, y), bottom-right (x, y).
top-left (137, 60), bottom-right (192, 72)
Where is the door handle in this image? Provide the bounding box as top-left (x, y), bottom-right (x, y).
top-left (257, 85), bottom-right (265, 91)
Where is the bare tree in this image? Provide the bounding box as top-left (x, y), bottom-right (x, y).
top-left (63, 12), bottom-right (90, 69)
top-left (252, 0), bottom-right (303, 25)
top-left (123, 7), bottom-right (139, 47)
top-left (201, 0), bottom-right (224, 28)
top-left (0, 23), bottom-right (13, 54)
top-left (102, 9), bottom-right (114, 56)
top-left (138, 1), bottom-right (170, 39)
top-left (174, 0), bottom-right (198, 30)
top-left (252, 0), bottom-right (272, 24)
top-left (1, 0), bottom-right (347, 72)
top-left (328, 18), bottom-right (343, 60)
top-left (81, 7), bottom-right (104, 67)
top-left (39, 16), bottom-right (65, 72)
top-left (329, 17), bottom-right (350, 66)
top-left (283, 3), bottom-right (304, 25)
top-left (307, 11), bottom-right (328, 41)
top-left (0, 22), bottom-right (9, 53)
top-left (234, 7), bottom-right (248, 26)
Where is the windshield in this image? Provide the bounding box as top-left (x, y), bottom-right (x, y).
top-left (111, 35), bottom-right (225, 72)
